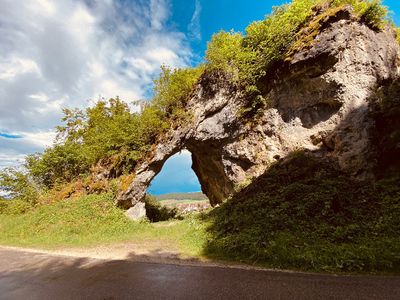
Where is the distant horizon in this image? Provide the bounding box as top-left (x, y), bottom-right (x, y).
top-left (149, 191), bottom-right (203, 196)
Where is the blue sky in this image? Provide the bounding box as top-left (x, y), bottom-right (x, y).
top-left (0, 0), bottom-right (399, 194)
top-left (171, 0), bottom-right (399, 62)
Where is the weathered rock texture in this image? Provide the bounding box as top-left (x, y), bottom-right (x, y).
top-left (117, 8), bottom-right (400, 209)
top-left (125, 202), bottom-right (146, 221)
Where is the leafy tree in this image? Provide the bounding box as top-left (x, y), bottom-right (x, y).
top-left (26, 143), bottom-right (90, 188)
top-left (25, 65), bottom-right (205, 188)
top-left (0, 168), bottom-right (38, 205)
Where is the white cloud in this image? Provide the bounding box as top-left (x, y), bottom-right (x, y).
top-left (188, 0), bottom-right (202, 41)
top-left (150, 0), bottom-right (170, 30)
top-left (0, 0), bottom-right (193, 168)
top-left (22, 131), bottom-right (57, 148)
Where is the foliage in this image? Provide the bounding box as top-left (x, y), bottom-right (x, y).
top-left (26, 143), bottom-right (91, 188)
top-left (0, 168), bottom-right (38, 205)
top-left (56, 98), bottom-right (146, 167)
top-left (144, 194), bottom-right (178, 222)
top-left (26, 65), bottom-right (203, 189)
top-left (152, 65), bottom-right (205, 121)
top-left (205, 0), bottom-right (389, 116)
top-left (205, 31), bottom-right (254, 83)
top-left (396, 27), bottom-right (400, 44)
top-left (204, 153), bottom-right (400, 273)
top-left (351, 0), bottom-right (387, 29)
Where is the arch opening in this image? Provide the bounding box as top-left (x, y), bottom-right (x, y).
top-left (146, 150), bottom-right (211, 214)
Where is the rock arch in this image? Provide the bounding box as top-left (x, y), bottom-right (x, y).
top-left (116, 12), bottom-right (400, 209)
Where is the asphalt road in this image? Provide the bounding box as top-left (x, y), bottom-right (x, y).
top-left (0, 247), bottom-right (399, 300)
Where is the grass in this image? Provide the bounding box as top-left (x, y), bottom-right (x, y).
top-left (203, 152), bottom-right (400, 274)
top-left (2, 145), bottom-right (400, 275)
top-left (1, 164), bottom-right (399, 274)
top-left (0, 194), bottom-right (208, 257)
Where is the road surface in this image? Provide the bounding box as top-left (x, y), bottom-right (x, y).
top-left (0, 247), bottom-right (399, 300)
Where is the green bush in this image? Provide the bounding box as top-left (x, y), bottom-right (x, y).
top-left (26, 143), bottom-right (91, 188)
top-left (206, 31), bottom-right (253, 83)
top-left (352, 0), bottom-right (387, 29)
top-left (144, 194), bottom-right (178, 222)
top-left (0, 168), bottom-right (38, 205)
top-left (152, 65), bottom-right (205, 121)
top-left (396, 27), bottom-right (400, 44)
top-left (1, 200), bottom-right (33, 215)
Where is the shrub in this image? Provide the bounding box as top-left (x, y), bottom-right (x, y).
top-left (144, 194), bottom-right (178, 222)
top-left (206, 31), bottom-right (252, 82)
top-left (352, 0), bottom-right (388, 30)
top-left (1, 200), bottom-right (33, 215)
top-left (26, 143), bottom-right (91, 189)
top-left (152, 65), bottom-right (205, 121)
top-left (0, 168), bottom-right (38, 205)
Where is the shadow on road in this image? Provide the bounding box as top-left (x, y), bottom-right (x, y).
top-left (1, 248), bottom-right (400, 300)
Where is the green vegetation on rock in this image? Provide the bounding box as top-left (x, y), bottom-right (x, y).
top-left (18, 66), bottom-right (204, 193)
top-left (205, 0), bottom-right (389, 114)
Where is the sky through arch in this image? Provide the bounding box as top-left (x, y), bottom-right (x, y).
top-left (147, 150), bottom-right (201, 195)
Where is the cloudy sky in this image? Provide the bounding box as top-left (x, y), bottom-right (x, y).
top-left (1, 0), bottom-right (399, 194)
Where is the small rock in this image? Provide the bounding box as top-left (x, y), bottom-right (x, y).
top-left (125, 202), bottom-right (146, 221)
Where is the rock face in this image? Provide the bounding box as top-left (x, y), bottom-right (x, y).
top-left (117, 8), bottom-right (400, 209)
top-left (125, 202), bottom-right (146, 221)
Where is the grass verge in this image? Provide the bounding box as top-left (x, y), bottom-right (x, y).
top-left (0, 194), bottom-right (208, 257)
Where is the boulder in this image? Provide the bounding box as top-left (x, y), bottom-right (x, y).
top-left (124, 202), bottom-right (146, 221)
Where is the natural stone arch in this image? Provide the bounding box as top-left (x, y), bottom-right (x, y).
top-left (116, 13), bottom-right (400, 209)
top-left (116, 135), bottom-right (243, 209)
top-left (116, 71), bottom-right (267, 209)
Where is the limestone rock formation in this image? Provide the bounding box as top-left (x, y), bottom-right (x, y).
top-left (125, 202), bottom-right (146, 221)
top-left (116, 8), bottom-right (400, 209)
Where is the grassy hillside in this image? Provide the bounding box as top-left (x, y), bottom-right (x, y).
top-left (0, 194), bottom-right (207, 257)
top-left (203, 153), bottom-right (400, 273)
top-left (0, 162), bottom-right (399, 274)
